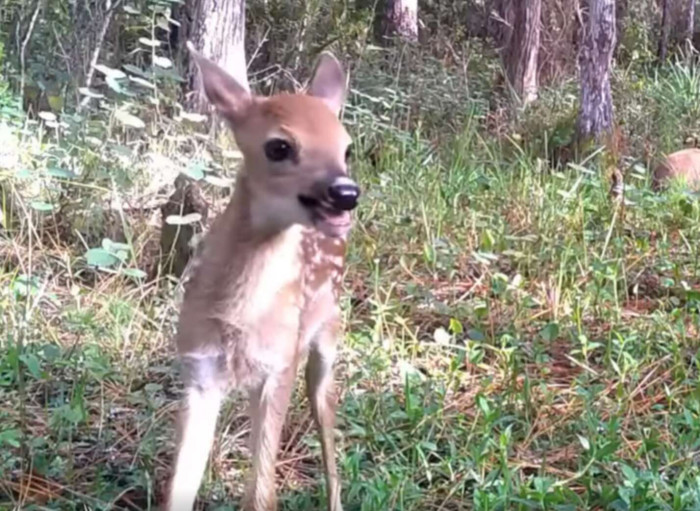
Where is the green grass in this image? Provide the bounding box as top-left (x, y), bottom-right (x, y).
top-left (3, 54), bottom-right (700, 511)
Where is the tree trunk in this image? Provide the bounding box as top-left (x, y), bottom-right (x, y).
top-left (183, 0), bottom-right (247, 113)
top-left (577, 0), bottom-right (616, 141)
top-left (658, 0), bottom-right (670, 62)
top-left (489, 0), bottom-right (515, 50)
top-left (504, 0), bottom-right (541, 105)
top-left (684, 0), bottom-right (696, 49)
top-left (382, 0), bottom-right (418, 43)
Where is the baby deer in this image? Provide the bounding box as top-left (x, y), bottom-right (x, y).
top-left (164, 43), bottom-right (360, 511)
top-left (652, 148), bottom-right (700, 191)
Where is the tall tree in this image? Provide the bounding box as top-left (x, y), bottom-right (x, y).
top-left (504, 0), bottom-right (542, 105)
top-left (183, 0), bottom-right (247, 112)
top-left (382, 0), bottom-right (418, 42)
top-left (683, 0), bottom-right (695, 50)
top-left (577, 0), bottom-right (616, 141)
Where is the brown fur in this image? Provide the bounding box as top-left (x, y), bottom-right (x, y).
top-left (164, 45), bottom-right (355, 511)
top-left (652, 148), bottom-right (700, 191)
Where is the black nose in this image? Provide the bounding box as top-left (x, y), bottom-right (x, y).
top-left (327, 178), bottom-right (360, 211)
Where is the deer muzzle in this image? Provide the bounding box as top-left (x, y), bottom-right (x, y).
top-left (326, 176), bottom-right (360, 211)
top-left (298, 175), bottom-right (360, 238)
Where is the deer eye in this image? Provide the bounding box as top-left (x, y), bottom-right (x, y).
top-left (264, 138), bottom-right (294, 162)
top-left (344, 144), bottom-right (353, 162)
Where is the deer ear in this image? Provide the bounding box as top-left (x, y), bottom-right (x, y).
top-left (307, 52), bottom-right (348, 117)
top-left (187, 41), bottom-right (251, 122)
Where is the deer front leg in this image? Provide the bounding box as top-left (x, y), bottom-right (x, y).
top-left (241, 367), bottom-right (296, 511)
top-left (306, 322), bottom-right (343, 511)
top-left (165, 355), bottom-right (226, 511)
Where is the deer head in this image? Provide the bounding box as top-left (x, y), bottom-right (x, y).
top-left (186, 42), bottom-right (360, 239)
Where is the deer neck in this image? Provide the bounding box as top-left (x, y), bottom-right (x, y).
top-left (221, 172), bottom-right (285, 245)
top-left (198, 171), bottom-right (304, 318)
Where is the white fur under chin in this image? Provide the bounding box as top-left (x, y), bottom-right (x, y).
top-left (249, 194), bottom-right (313, 234)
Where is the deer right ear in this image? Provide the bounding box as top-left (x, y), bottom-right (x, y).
top-left (307, 52), bottom-right (348, 117)
top-left (187, 41), bottom-right (251, 122)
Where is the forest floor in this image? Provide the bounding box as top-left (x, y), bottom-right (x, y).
top-left (3, 57), bottom-right (700, 510)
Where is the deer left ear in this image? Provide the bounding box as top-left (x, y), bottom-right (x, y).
top-left (307, 52), bottom-right (348, 117)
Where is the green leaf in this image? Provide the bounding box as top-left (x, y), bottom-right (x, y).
top-left (153, 67), bottom-right (185, 83)
top-left (153, 56), bottom-right (172, 68)
top-left (165, 213), bottom-right (202, 225)
top-left (47, 166), bottom-right (75, 179)
top-left (467, 329), bottom-right (485, 341)
top-left (94, 64), bottom-right (126, 79)
top-left (139, 37), bottom-right (161, 47)
top-left (123, 5), bottom-right (140, 14)
top-left (129, 76), bottom-right (155, 89)
top-left (20, 353), bottom-right (42, 379)
top-left (449, 317), bottom-right (463, 335)
top-left (123, 64), bottom-right (150, 79)
top-left (85, 248), bottom-right (121, 268)
top-left (30, 201), bottom-right (54, 212)
top-left (620, 464), bottom-right (637, 484)
top-left (182, 160), bottom-right (206, 180)
top-left (540, 322), bottom-right (560, 342)
top-left (14, 168), bottom-right (32, 179)
top-left (115, 109), bottom-right (146, 129)
top-left (42, 344), bottom-right (61, 361)
top-left (78, 87), bottom-right (104, 98)
top-left (596, 440), bottom-right (619, 459)
top-left (121, 268), bottom-right (147, 279)
top-left (577, 435), bottom-right (590, 451)
top-left (38, 111), bottom-right (57, 122)
top-left (685, 289), bottom-right (700, 301)
top-left (0, 428), bottom-right (21, 448)
top-left (476, 394), bottom-right (491, 416)
top-left (102, 239), bottom-right (130, 252)
top-left (105, 75), bottom-right (125, 93)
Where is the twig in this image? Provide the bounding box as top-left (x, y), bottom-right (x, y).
top-left (19, 0), bottom-right (44, 103)
top-left (51, 23), bottom-right (73, 84)
top-left (78, 0), bottom-right (125, 112)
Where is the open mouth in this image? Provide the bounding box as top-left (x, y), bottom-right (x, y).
top-left (298, 195), bottom-right (352, 236)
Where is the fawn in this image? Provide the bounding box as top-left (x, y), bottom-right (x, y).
top-left (611, 147), bottom-right (700, 198)
top-left (164, 43), bottom-right (360, 511)
top-left (651, 148), bottom-right (700, 191)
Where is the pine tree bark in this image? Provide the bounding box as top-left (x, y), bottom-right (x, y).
top-left (382, 0), bottom-right (418, 43)
top-left (504, 0), bottom-right (541, 105)
top-left (577, 0), bottom-right (616, 141)
top-left (183, 0), bottom-right (247, 113)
